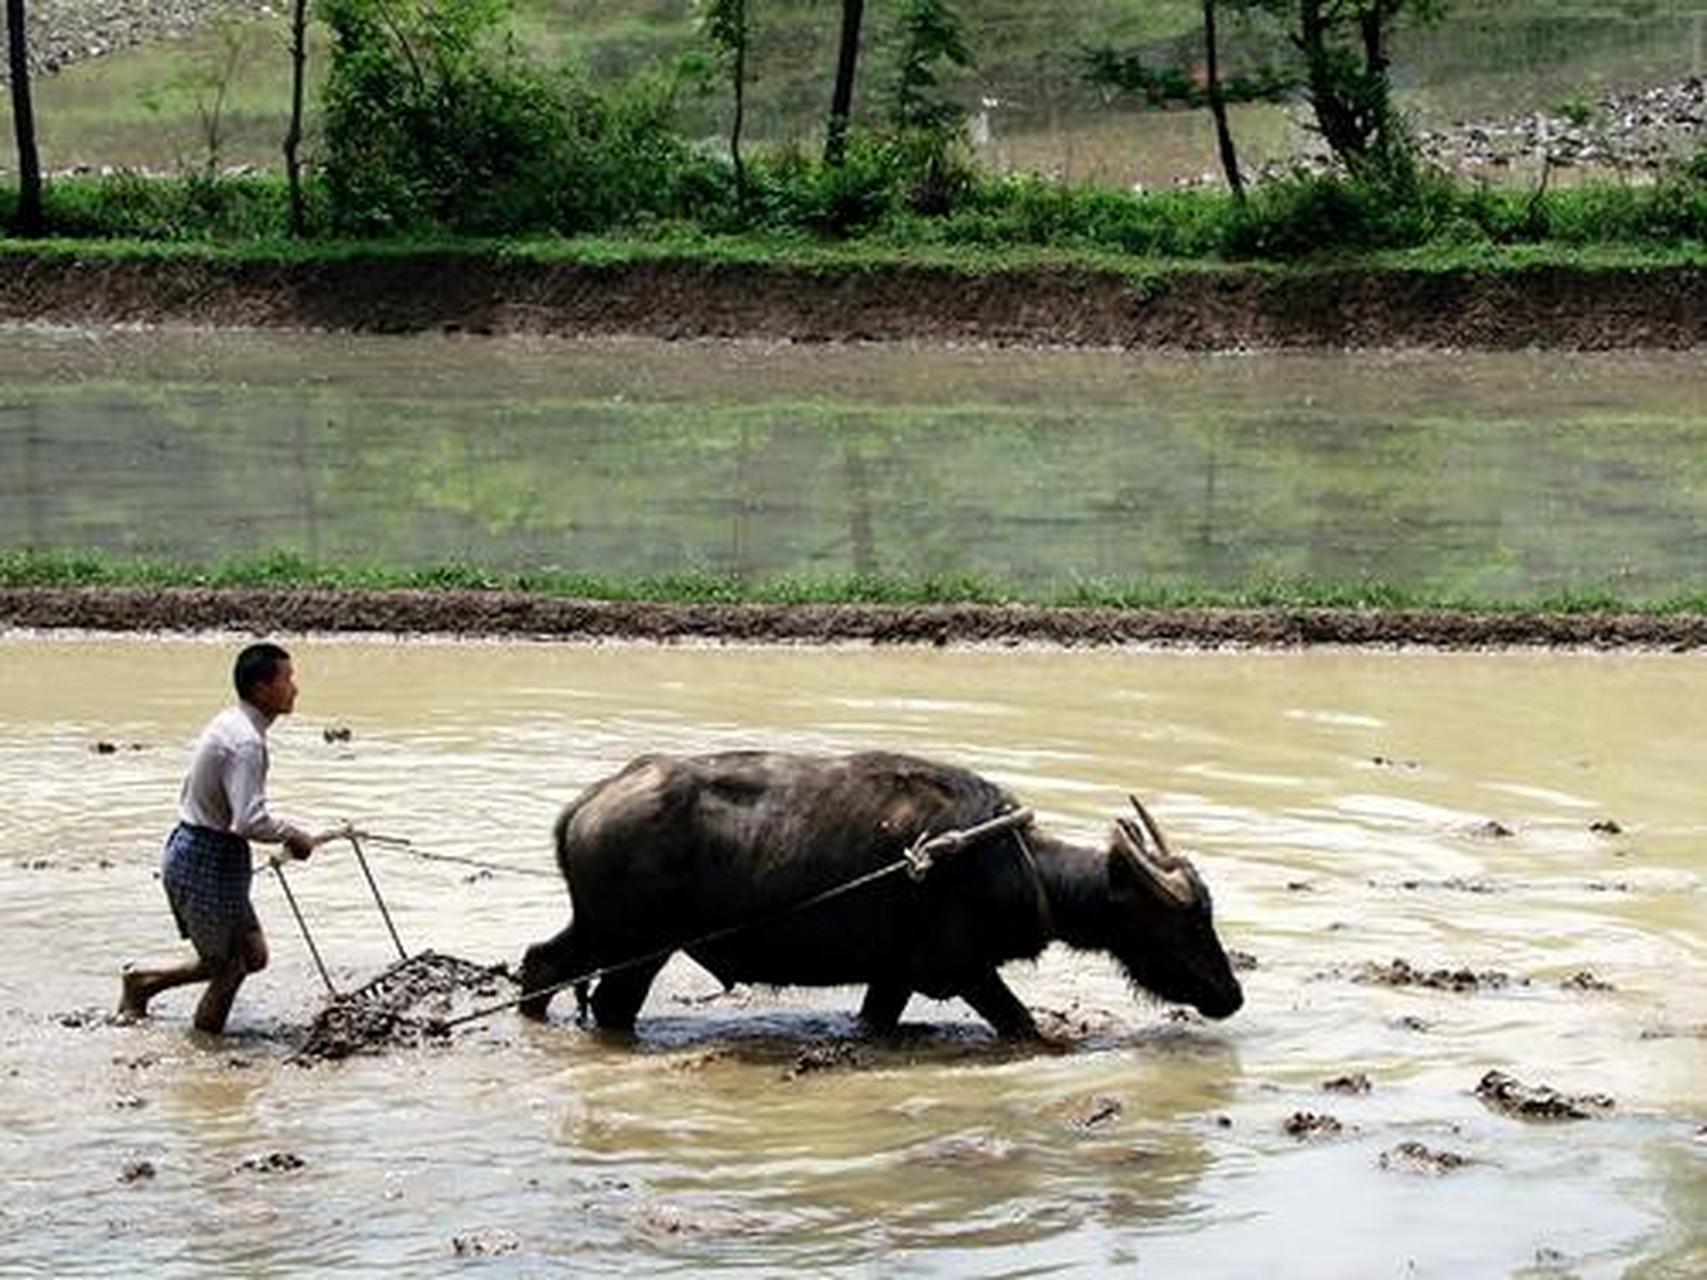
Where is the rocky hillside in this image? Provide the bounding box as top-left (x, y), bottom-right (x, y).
top-left (3, 0), bottom-right (278, 79)
top-left (1420, 76), bottom-right (1706, 175)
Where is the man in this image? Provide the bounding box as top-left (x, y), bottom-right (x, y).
top-left (120, 642), bottom-right (338, 1034)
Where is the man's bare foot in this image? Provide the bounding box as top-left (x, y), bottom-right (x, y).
top-left (118, 968), bottom-right (150, 1020)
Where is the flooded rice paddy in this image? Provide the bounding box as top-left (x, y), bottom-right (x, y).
top-left (2, 328), bottom-right (1706, 602)
top-left (1, 637), bottom-right (1702, 1275)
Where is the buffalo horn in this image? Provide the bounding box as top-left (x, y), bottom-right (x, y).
top-left (1115, 796), bottom-right (1199, 908)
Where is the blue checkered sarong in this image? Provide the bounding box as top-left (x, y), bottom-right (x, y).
top-left (161, 822), bottom-right (258, 962)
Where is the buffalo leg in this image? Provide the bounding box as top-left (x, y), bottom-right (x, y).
top-left (960, 970), bottom-right (1039, 1039)
top-left (859, 981), bottom-right (911, 1034)
top-left (590, 954), bottom-right (668, 1032)
top-left (518, 923), bottom-right (591, 1021)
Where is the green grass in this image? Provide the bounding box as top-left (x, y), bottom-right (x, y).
top-left (3, 218), bottom-right (1702, 278)
top-left (3, 549), bottom-right (1700, 616)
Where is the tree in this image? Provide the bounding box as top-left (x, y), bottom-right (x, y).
top-left (284, 0), bottom-right (310, 235)
top-left (5, 0), bottom-right (43, 235)
top-left (1202, 0), bottom-right (1245, 200)
top-left (889, 0), bottom-right (970, 135)
top-left (699, 0), bottom-right (748, 204)
top-left (1085, 2), bottom-right (1287, 197)
top-left (1270, 0), bottom-right (1449, 176)
top-left (888, 0), bottom-right (973, 213)
top-left (1089, 0), bottom-right (1447, 188)
top-left (824, 0), bottom-right (865, 166)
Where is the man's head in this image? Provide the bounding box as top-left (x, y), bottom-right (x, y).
top-left (234, 642), bottom-right (297, 718)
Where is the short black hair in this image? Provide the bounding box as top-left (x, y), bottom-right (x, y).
top-left (234, 642), bottom-right (291, 702)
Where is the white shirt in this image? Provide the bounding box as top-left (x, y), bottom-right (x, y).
top-left (178, 702), bottom-right (307, 846)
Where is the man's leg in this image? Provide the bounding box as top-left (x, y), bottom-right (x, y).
top-left (191, 926), bottom-right (268, 1035)
top-left (120, 957), bottom-right (213, 1017)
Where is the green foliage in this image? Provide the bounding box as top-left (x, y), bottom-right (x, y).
top-left (1247, 0), bottom-right (1452, 180)
top-left (883, 0), bottom-right (978, 214)
top-left (1223, 166), bottom-right (1449, 256)
top-left (320, 0), bottom-right (564, 232)
top-left (319, 0), bottom-right (718, 234)
top-left (1222, 161), bottom-right (1707, 258)
top-left (916, 175), bottom-right (1230, 256)
top-left (888, 0), bottom-right (973, 134)
top-left (743, 137), bottom-right (910, 235)
top-left (20, 171), bottom-right (297, 240)
top-left (1083, 44), bottom-right (1294, 109)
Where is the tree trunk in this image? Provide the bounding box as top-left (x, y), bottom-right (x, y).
top-left (5, 0), bottom-right (43, 236)
top-left (1295, 0), bottom-right (1367, 165)
top-left (284, 0), bottom-right (308, 236)
top-left (1359, 4), bottom-right (1393, 159)
top-left (823, 0), bottom-right (865, 167)
top-left (730, 0), bottom-right (747, 203)
top-left (1202, 0), bottom-right (1243, 200)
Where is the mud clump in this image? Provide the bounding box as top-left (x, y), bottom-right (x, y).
top-left (1035, 1001), bottom-right (1128, 1041)
top-left (782, 1042), bottom-right (870, 1080)
top-left (1560, 970), bottom-right (1616, 992)
top-left (294, 951), bottom-right (515, 1062)
top-left (1059, 1094), bottom-right (1125, 1130)
top-left (1380, 1141), bottom-right (1471, 1176)
top-left (118, 1159), bottom-right (156, 1184)
top-left (1323, 1073), bottom-right (1373, 1096)
top-left (1475, 1070), bottom-right (1614, 1121)
top-left (1354, 958), bottom-right (1524, 993)
top-left (1284, 1111), bottom-right (1347, 1140)
top-left (451, 1230), bottom-right (520, 1257)
top-left (238, 1151), bottom-right (306, 1174)
top-left (1468, 820), bottom-right (1516, 840)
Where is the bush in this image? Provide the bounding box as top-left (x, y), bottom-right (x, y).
top-left (742, 138), bottom-right (909, 237)
top-left (319, 0), bottom-right (719, 235)
top-left (923, 177), bottom-right (1229, 256)
top-left (1222, 166), bottom-right (1463, 257)
top-left (26, 171), bottom-right (295, 240)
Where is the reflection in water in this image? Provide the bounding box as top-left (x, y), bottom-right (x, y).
top-left (0, 638), bottom-right (1701, 1274)
top-left (1, 330), bottom-right (1704, 600)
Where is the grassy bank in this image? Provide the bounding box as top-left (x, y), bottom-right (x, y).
top-left (5, 551), bottom-right (1702, 616)
top-left (5, 162), bottom-right (1705, 265)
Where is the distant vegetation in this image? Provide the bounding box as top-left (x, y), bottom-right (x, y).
top-left (2, 0), bottom-right (1704, 256)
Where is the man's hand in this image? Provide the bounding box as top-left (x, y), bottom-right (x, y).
top-left (282, 831), bottom-right (316, 862)
top-left (309, 821), bottom-right (357, 850)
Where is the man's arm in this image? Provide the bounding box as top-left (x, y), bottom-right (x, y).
top-left (225, 741), bottom-right (313, 852)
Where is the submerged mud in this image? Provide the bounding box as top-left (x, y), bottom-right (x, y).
top-left (3, 587), bottom-right (1704, 649)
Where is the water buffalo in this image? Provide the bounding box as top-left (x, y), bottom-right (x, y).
top-left (519, 750), bottom-right (1243, 1036)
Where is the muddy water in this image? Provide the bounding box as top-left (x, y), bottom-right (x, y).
top-left (0, 636), bottom-right (1701, 1275)
top-left (3, 329), bottom-right (1706, 601)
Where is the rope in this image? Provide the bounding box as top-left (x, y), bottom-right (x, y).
top-left (352, 833), bottom-right (560, 880)
top-left (428, 806), bottom-right (1036, 1034)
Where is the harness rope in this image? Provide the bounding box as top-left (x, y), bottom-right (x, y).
top-left (274, 809), bottom-right (1041, 1037)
